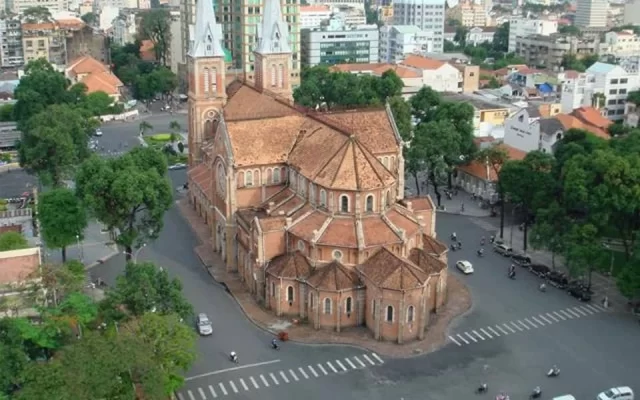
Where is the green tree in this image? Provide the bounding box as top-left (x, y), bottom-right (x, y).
top-left (558, 25), bottom-right (581, 35)
top-left (38, 188), bottom-right (88, 262)
top-left (476, 145), bottom-right (510, 238)
top-left (484, 76), bottom-right (501, 89)
top-left (80, 12), bottom-right (96, 25)
top-left (18, 104), bottom-right (97, 186)
top-left (139, 120), bottom-right (153, 136)
top-left (102, 261), bottom-right (194, 321)
top-left (75, 147), bottom-right (172, 259)
top-left (492, 22), bottom-right (509, 53)
top-left (0, 232), bottom-right (29, 251)
top-left (140, 9), bottom-right (172, 66)
top-left (530, 202), bottom-right (568, 269)
top-left (81, 91), bottom-right (115, 116)
top-left (616, 256), bottom-right (640, 300)
top-left (0, 104), bottom-right (14, 121)
top-left (177, 142), bottom-right (185, 154)
top-left (454, 26), bottom-right (469, 47)
top-left (627, 90), bottom-right (640, 106)
top-left (22, 6), bottom-right (51, 23)
top-left (32, 261), bottom-right (87, 306)
top-left (388, 96), bottom-right (412, 142)
top-left (0, 319), bottom-right (29, 396)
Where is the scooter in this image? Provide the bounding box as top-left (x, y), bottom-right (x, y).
top-left (508, 270), bottom-right (516, 279)
top-left (475, 383), bottom-right (488, 394)
top-left (477, 249), bottom-right (484, 257)
top-left (546, 367), bottom-right (560, 377)
top-left (230, 353), bottom-right (239, 364)
top-left (529, 387), bottom-right (542, 399)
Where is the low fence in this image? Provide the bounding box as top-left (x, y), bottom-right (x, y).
top-left (0, 208), bottom-right (32, 219)
top-left (99, 109), bottom-right (140, 122)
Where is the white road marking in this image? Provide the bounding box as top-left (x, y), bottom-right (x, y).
top-left (269, 372), bottom-right (279, 385)
top-left (559, 310), bottom-right (574, 319)
top-left (565, 308), bottom-right (581, 318)
top-left (335, 360), bottom-right (348, 371)
top-left (480, 328), bottom-right (493, 339)
top-left (208, 385), bottom-right (217, 398)
top-left (362, 354), bottom-right (376, 365)
top-left (531, 316), bottom-right (545, 326)
top-left (345, 358), bottom-right (357, 369)
top-left (546, 312), bottom-right (560, 322)
top-left (239, 378), bottom-right (249, 391)
top-left (186, 360), bottom-right (281, 381)
top-left (472, 330), bottom-right (485, 340)
top-left (177, 393), bottom-right (185, 400)
top-left (229, 381), bottom-right (239, 393)
top-left (539, 314), bottom-right (553, 324)
top-left (486, 326), bottom-right (500, 337)
top-left (464, 332), bottom-right (478, 342)
top-left (552, 311), bottom-right (566, 321)
top-left (249, 377), bottom-right (259, 389)
top-left (449, 335), bottom-right (462, 346)
top-left (503, 323), bottom-right (516, 333)
top-left (524, 318), bottom-right (538, 328)
top-left (456, 334), bottom-right (470, 344)
top-left (592, 304), bottom-right (606, 312)
top-left (288, 369), bottom-right (299, 381)
top-left (308, 365), bottom-right (319, 377)
top-left (372, 353), bottom-right (384, 364)
top-left (187, 390), bottom-right (196, 400)
top-left (516, 320), bottom-right (531, 330)
top-left (571, 306), bottom-right (587, 316)
top-left (298, 367), bottom-right (309, 379)
top-left (317, 364), bottom-right (329, 375)
top-left (579, 306), bottom-right (594, 315)
top-left (326, 361), bottom-right (338, 373)
top-left (510, 321), bottom-right (524, 332)
top-left (218, 383), bottom-right (228, 396)
top-left (279, 371), bottom-right (290, 383)
top-left (260, 374), bottom-right (270, 387)
top-left (353, 356), bottom-right (367, 367)
top-left (198, 388), bottom-right (207, 399)
top-left (496, 324), bottom-right (510, 335)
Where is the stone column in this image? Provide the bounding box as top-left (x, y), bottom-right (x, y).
top-left (398, 294), bottom-right (405, 344)
top-left (298, 282), bottom-right (306, 318)
top-left (419, 286), bottom-right (428, 340)
top-left (315, 291), bottom-right (321, 330)
top-left (375, 298), bottom-right (382, 341)
top-left (276, 279), bottom-right (282, 317)
top-left (225, 224), bottom-right (236, 272)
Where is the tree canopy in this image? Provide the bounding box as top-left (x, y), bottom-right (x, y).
top-left (38, 188), bottom-right (88, 262)
top-left (0, 232), bottom-right (29, 251)
top-left (140, 9), bottom-right (172, 65)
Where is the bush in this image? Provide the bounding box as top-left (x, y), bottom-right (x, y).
top-left (149, 133), bottom-right (172, 142)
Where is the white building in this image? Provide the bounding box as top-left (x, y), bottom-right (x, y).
top-left (575, 0), bottom-right (608, 28)
top-left (401, 54), bottom-right (464, 92)
top-left (624, 0), bottom-right (640, 25)
top-left (444, 26), bottom-right (495, 45)
top-left (508, 17), bottom-right (557, 53)
top-left (10, 0), bottom-right (70, 13)
top-left (379, 25), bottom-right (437, 63)
top-left (98, 6), bottom-right (120, 31)
top-left (0, 17), bottom-right (24, 68)
top-left (603, 30), bottom-right (640, 58)
top-left (560, 61), bottom-right (640, 120)
top-left (503, 106), bottom-right (544, 152)
top-left (393, 0), bottom-right (446, 53)
top-left (111, 13), bottom-right (137, 46)
top-left (300, 5), bottom-right (332, 28)
top-left (96, 0), bottom-right (138, 7)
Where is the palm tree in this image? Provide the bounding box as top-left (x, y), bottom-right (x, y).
top-left (139, 121), bottom-right (153, 136)
top-left (169, 120), bottom-right (181, 143)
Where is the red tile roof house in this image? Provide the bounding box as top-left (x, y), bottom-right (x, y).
top-left (0, 247), bottom-right (42, 316)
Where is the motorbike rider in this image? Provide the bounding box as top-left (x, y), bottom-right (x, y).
top-left (451, 232), bottom-right (457, 241)
top-left (480, 236), bottom-right (485, 245)
top-left (477, 247), bottom-right (484, 256)
top-left (230, 351), bottom-right (238, 361)
top-left (532, 386), bottom-right (541, 395)
top-left (271, 339), bottom-right (279, 349)
top-left (509, 264), bottom-right (515, 273)
top-left (539, 282), bottom-right (547, 292)
top-left (477, 383), bottom-right (488, 392)
top-left (549, 365), bottom-right (559, 375)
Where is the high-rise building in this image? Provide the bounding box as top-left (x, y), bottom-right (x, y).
top-left (507, 17), bottom-right (557, 53)
top-left (0, 17), bottom-right (24, 68)
top-left (392, 0), bottom-right (446, 53)
top-left (575, 0), bottom-right (608, 28)
top-left (301, 19), bottom-right (379, 67)
top-left (11, 0), bottom-right (70, 14)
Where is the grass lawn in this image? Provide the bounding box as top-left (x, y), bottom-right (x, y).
top-left (147, 133), bottom-right (172, 141)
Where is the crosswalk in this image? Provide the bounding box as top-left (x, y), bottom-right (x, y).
top-left (176, 352), bottom-right (384, 399)
top-left (448, 304), bottom-right (607, 347)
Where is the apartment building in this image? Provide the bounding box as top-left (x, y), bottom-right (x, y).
top-left (300, 5), bottom-right (332, 28)
top-left (444, 26), bottom-right (495, 45)
top-left (11, 0), bottom-right (70, 13)
top-left (508, 17), bottom-right (557, 53)
top-left (624, 0), bottom-right (640, 25)
top-left (0, 17), bottom-right (24, 68)
top-left (379, 25), bottom-right (437, 63)
top-left (301, 19), bottom-right (379, 67)
top-left (603, 30), bottom-right (640, 58)
top-left (560, 60), bottom-right (640, 120)
top-left (22, 23), bottom-right (67, 66)
top-left (167, 10), bottom-right (183, 74)
top-left (515, 33), bottom-right (601, 68)
top-left (575, 0), bottom-right (607, 28)
top-left (111, 12), bottom-right (137, 46)
top-left (393, 0), bottom-right (446, 53)
top-left (447, 0), bottom-right (487, 27)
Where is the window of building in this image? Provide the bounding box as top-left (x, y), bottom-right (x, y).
top-left (245, 171), bottom-right (253, 186)
top-left (333, 250), bottom-right (343, 260)
top-left (340, 195), bottom-right (349, 212)
top-left (297, 240), bottom-right (305, 251)
top-left (620, 88), bottom-right (627, 94)
top-left (407, 305), bottom-right (415, 322)
top-left (610, 79), bottom-right (619, 84)
top-left (271, 282), bottom-right (275, 297)
top-left (203, 67), bottom-right (210, 93)
top-left (609, 89), bottom-right (618, 95)
top-left (309, 184), bottom-right (315, 203)
top-left (387, 190), bottom-right (393, 207)
top-left (319, 189), bottom-right (327, 207)
top-left (518, 114), bottom-right (524, 122)
top-left (345, 297), bottom-right (352, 314)
top-left (289, 169), bottom-right (296, 188)
top-left (616, 108), bottom-right (625, 115)
top-left (323, 298), bottom-right (332, 314)
top-left (273, 168), bottom-right (281, 183)
top-left (608, 99), bottom-right (617, 105)
top-left (287, 286), bottom-right (294, 303)
top-left (621, 78), bottom-right (628, 84)
top-left (365, 195), bottom-right (374, 212)
top-left (386, 305), bottom-right (394, 322)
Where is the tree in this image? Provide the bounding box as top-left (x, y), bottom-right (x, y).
top-left (102, 261), bottom-right (194, 321)
top-left (484, 76), bottom-right (501, 89)
top-left (0, 104), bottom-right (14, 121)
top-left (140, 9), bottom-right (172, 66)
top-left (139, 121), bottom-right (153, 136)
top-left (477, 145), bottom-right (510, 237)
top-left (0, 232), bottom-right (28, 251)
top-left (177, 142), bottom-right (185, 154)
top-left (75, 147), bottom-right (172, 259)
top-left (31, 261), bottom-right (87, 307)
top-left (608, 123), bottom-right (632, 137)
top-left (18, 104), bottom-right (97, 186)
top-left (38, 188), bottom-right (88, 262)
top-left (388, 96), bottom-right (412, 142)
top-left (82, 91), bottom-right (115, 116)
top-left (22, 6), bottom-right (51, 23)
top-left (492, 22), bottom-right (509, 53)
top-left (0, 319), bottom-right (30, 396)
top-left (558, 25), bottom-right (581, 36)
top-left (454, 26), bottom-right (469, 47)
top-left (628, 90), bottom-right (640, 106)
top-left (80, 12), bottom-right (96, 25)
top-left (616, 257), bottom-right (640, 300)
top-left (169, 120), bottom-right (181, 134)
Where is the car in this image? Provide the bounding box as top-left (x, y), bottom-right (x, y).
top-left (196, 313), bottom-right (213, 336)
top-left (597, 386), bottom-right (634, 400)
top-left (567, 282), bottom-right (592, 302)
top-left (547, 270), bottom-right (569, 289)
top-left (528, 263), bottom-right (551, 278)
top-left (168, 163), bottom-right (187, 170)
top-left (511, 253), bottom-right (531, 266)
top-left (455, 260), bottom-right (474, 274)
top-left (552, 396), bottom-right (576, 400)
top-left (94, 129), bottom-right (103, 136)
top-left (493, 243), bottom-right (513, 256)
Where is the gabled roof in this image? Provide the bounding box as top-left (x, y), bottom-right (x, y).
top-left (401, 55), bottom-right (446, 70)
top-left (80, 71), bottom-right (123, 95)
top-left (553, 114), bottom-right (610, 139)
top-left (457, 144), bottom-right (526, 182)
top-left (357, 247), bottom-right (428, 290)
top-left (407, 248), bottom-right (447, 275)
top-left (307, 261), bottom-right (362, 291)
top-left (266, 252), bottom-right (312, 279)
top-left (422, 235), bottom-right (448, 256)
top-left (571, 107), bottom-right (612, 130)
top-left (525, 105), bottom-right (541, 118)
top-left (67, 55), bottom-right (109, 75)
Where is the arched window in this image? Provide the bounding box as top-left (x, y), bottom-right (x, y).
top-left (407, 305), bottom-right (415, 322)
top-left (365, 195), bottom-right (374, 212)
top-left (254, 169), bottom-right (260, 185)
top-left (245, 171), bottom-right (253, 186)
top-left (319, 189), bottom-right (327, 207)
top-left (340, 195), bottom-right (349, 212)
top-left (323, 298), bottom-right (332, 314)
top-left (271, 282), bottom-right (275, 297)
top-left (383, 156), bottom-right (389, 168)
top-left (203, 67), bottom-right (209, 93)
top-left (345, 297), bottom-right (353, 314)
top-left (381, 192), bottom-right (386, 209)
top-left (210, 68), bottom-right (217, 93)
top-left (386, 305), bottom-right (394, 322)
top-left (297, 240), bottom-right (305, 251)
top-left (278, 64), bottom-right (284, 88)
top-left (286, 286), bottom-right (294, 303)
top-left (386, 190), bottom-right (393, 207)
top-left (273, 168), bottom-right (281, 183)
top-left (372, 299), bottom-right (377, 319)
top-left (271, 64), bottom-right (277, 87)
top-left (390, 156), bottom-right (396, 169)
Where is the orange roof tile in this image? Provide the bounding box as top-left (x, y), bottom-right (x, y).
top-left (265, 252), bottom-right (312, 279)
top-left (316, 217), bottom-right (358, 247)
top-left (81, 71), bottom-right (123, 95)
top-left (22, 23), bottom-right (56, 31)
top-left (554, 114), bottom-right (609, 139)
top-left (403, 196), bottom-right (434, 211)
top-left (357, 247), bottom-right (428, 290)
top-left (300, 5), bottom-right (330, 12)
top-left (407, 248), bottom-right (446, 275)
top-left (316, 109), bottom-right (398, 154)
top-left (288, 211), bottom-right (330, 241)
top-left (307, 261), bottom-right (362, 291)
top-left (224, 83), bottom-right (298, 121)
top-left (330, 63), bottom-right (389, 73)
top-left (571, 107), bottom-right (612, 130)
top-left (331, 63), bottom-right (421, 79)
top-left (385, 208), bottom-right (420, 237)
top-left (457, 144), bottom-right (526, 181)
top-left (55, 18), bottom-right (85, 29)
top-left (68, 55), bottom-right (109, 75)
top-left (422, 235), bottom-right (448, 256)
top-left (361, 216), bottom-right (402, 247)
top-left (401, 55), bottom-right (445, 70)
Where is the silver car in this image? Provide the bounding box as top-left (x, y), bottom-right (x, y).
top-left (196, 313), bottom-right (213, 336)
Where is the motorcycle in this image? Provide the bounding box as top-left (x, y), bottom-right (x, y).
top-left (508, 270), bottom-right (516, 279)
top-left (271, 341), bottom-right (280, 350)
top-left (475, 383), bottom-right (488, 394)
top-left (530, 387), bottom-right (542, 399)
top-left (230, 353), bottom-right (239, 364)
top-left (539, 283), bottom-right (547, 292)
top-left (450, 244), bottom-right (457, 252)
top-left (547, 367), bottom-right (560, 377)
top-left (477, 249), bottom-right (484, 257)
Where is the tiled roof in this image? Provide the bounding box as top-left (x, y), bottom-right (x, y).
top-left (266, 252), bottom-right (312, 279)
top-left (55, 18), bottom-right (85, 29)
top-left (307, 261), bottom-right (362, 291)
top-left (407, 248), bottom-right (447, 275)
top-left (401, 55), bottom-right (445, 70)
top-left (316, 217), bottom-right (358, 247)
top-left (403, 196), bottom-right (434, 211)
top-left (68, 55), bottom-right (109, 75)
top-left (22, 23), bottom-right (56, 31)
top-left (316, 109), bottom-right (399, 154)
top-left (554, 114), bottom-right (609, 139)
top-left (81, 71), bottom-right (123, 95)
top-left (330, 63), bottom-right (421, 78)
top-left (422, 234), bottom-right (448, 256)
top-left (0, 248), bottom-right (40, 284)
top-left (300, 5), bottom-right (330, 12)
top-left (457, 144), bottom-right (526, 181)
top-left (224, 84), bottom-right (298, 121)
top-left (357, 247), bottom-right (428, 290)
top-left (571, 107), bottom-right (612, 130)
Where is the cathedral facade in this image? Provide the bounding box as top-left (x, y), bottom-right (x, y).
top-left (186, 0), bottom-right (450, 343)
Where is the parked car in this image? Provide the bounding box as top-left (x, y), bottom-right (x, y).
top-left (528, 263), bottom-right (551, 278)
top-left (597, 386), bottom-right (634, 400)
top-left (94, 128), bottom-right (103, 136)
top-left (493, 243), bottom-right (513, 257)
top-left (511, 253), bottom-right (531, 266)
top-left (196, 313), bottom-right (213, 336)
top-left (567, 282), bottom-right (592, 302)
top-left (168, 163), bottom-right (187, 170)
top-left (547, 270), bottom-right (569, 289)
top-left (455, 260), bottom-right (474, 275)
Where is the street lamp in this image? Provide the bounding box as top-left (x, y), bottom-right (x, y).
top-left (123, 244), bottom-right (147, 263)
top-left (602, 241), bottom-right (615, 277)
top-left (76, 234), bottom-right (84, 263)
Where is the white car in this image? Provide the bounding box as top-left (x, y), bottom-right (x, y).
top-left (597, 387), bottom-right (634, 400)
top-left (168, 163), bottom-right (187, 170)
top-left (94, 129), bottom-right (103, 136)
top-left (456, 260), bottom-right (474, 274)
top-left (196, 313), bottom-right (213, 336)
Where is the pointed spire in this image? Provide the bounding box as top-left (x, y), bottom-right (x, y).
top-left (189, 0), bottom-right (225, 58)
top-left (255, 0), bottom-right (291, 54)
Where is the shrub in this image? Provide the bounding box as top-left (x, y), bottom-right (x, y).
top-left (149, 133), bottom-right (172, 141)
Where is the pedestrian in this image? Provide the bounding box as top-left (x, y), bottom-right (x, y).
top-left (602, 296), bottom-right (609, 309)
top-left (460, 201), bottom-right (465, 213)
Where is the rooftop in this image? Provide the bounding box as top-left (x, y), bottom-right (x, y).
top-left (586, 62), bottom-right (618, 74)
top-left (0, 247), bottom-right (40, 285)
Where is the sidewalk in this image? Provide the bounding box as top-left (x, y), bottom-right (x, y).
top-left (405, 178), bottom-right (492, 217)
top-left (45, 220), bottom-right (119, 269)
top-left (177, 198), bottom-right (473, 358)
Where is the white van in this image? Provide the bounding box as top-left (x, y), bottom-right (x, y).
top-left (598, 386), bottom-right (634, 400)
top-left (553, 396), bottom-right (576, 400)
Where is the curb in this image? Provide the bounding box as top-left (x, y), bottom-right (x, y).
top-left (436, 209), bottom-right (492, 218)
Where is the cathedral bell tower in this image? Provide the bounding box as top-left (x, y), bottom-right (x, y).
top-left (254, 0), bottom-right (293, 100)
top-left (187, 0), bottom-right (227, 166)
